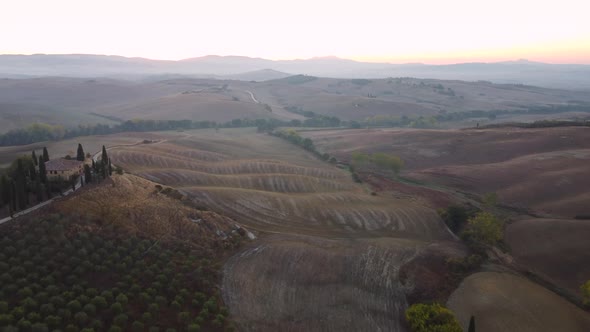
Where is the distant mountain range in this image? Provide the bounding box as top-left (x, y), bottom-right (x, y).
top-left (1, 54), bottom-right (590, 89)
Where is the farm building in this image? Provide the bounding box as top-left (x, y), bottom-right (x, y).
top-left (45, 159), bottom-right (84, 180)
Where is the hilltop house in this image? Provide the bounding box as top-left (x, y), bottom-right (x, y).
top-left (45, 159), bottom-right (84, 180)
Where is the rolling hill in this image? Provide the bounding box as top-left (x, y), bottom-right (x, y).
top-left (2, 54), bottom-right (590, 89)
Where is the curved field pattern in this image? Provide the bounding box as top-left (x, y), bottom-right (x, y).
top-left (111, 129), bottom-right (449, 239)
top-left (111, 128), bottom-right (459, 331)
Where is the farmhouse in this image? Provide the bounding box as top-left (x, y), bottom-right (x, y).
top-left (45, 159), bottom-right (84, 180)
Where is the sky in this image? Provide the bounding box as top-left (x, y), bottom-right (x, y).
top-left (1, 0), bottom-right (589, 64)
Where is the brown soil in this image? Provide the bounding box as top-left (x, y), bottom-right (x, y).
top-left (505, 218), bottom-right (590, 300)
top-left (447, 272), bottom-right (590, 332)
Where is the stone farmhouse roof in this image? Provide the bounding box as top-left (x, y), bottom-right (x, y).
top-left (44, 159), bottom-right (83, 171)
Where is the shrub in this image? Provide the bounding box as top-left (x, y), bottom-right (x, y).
top-left (177, 311), bottom-right (191, 324)
top-left (92, 296), bottom-right (108, 309)
top-left (0, 301), bottom-right (8, 313)
top-left (74, 311), bottom-right (89, 325)
top-left (40, 303), bottom-right (56, 315)
top-left (142, 312), bottom-right (153, 323)
top-left (0, 313), bottom-right (14, 325)
top-left (113, 313), bottom-right (128, 327)
top-left (582, 280), bottom-right (590, 307)
top-left (64, 324), bottom-right (78, 332)
top-left (44, 315), bottom-right (61, 328)
top-left (108, 326), bottom-right (123, 332)
top-left (110, 302), bottom-right (123, 314)
top-left (461, 212), bottom-right (504, 249)
top-left (67, 300), bottom-right (82, 312)
top-left (31, 322), bottom-right (49, 332)
top-left (405, 303), bottom-right (462, 332)
top-left (132, 320), bottom-right (144, 331)
top-left (116, 294), bottom-right (128, 305)
top-left (187, 323), bottom-right (201, 332)
top-left (83, 303), bottom-right (97, 315)
top-left (17, 319), bottom-right (32, 330)
top-left (90, 319), bottom-right (103, 330)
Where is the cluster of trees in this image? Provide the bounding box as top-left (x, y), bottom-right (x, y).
top-left (351, 152), bottom-right (404, 174)
top-left (270, 130), bottom-right (337, 164)
top-left (582, 280), bottom-right (590, 307)
top-left (439, 200), bottom-right (505, 283)
top-left (0, 144), bottom-right (114, 217)
top-left (0, 148), bottom-right (54, 216)
top-left (361, 115), bottom-right (439, 129)
top-left (405, 303), bottom-right (463, 332)
top-left (0, 214), bottom-right (232, 331)
top-left (481, 119), bottom-right (590, 129)
top-left (1, 115), bottom-right (346, 147)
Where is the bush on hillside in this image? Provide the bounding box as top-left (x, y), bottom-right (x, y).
top-left (405, 303), bottom-right (462, 332)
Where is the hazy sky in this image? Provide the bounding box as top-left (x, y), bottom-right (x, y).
top-left (1, 0), bottom-right (589, 64)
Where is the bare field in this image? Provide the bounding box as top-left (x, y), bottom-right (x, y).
top-left (447, 272), bottom-right (590, 332)
top-left (223, 234), bottom-right (430, 331)
top-left (110, 128), bottom-right (450, 239)
top-left (506, 218), bottom-right (590, 299)
top-left (103, 128), bottom-right (466, 331)
top-left (304, 127), bottom-right (590, 217)
top-left (3, 76), bottom-right (590, 133)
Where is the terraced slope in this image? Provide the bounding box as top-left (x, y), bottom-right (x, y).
top-left (109, 128), bottom-right (462, 331)
top-left (110, 128), bottom-right (449, 239)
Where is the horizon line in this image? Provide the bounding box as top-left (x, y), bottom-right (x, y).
top-left (1, 52), bottom-right (589, 66)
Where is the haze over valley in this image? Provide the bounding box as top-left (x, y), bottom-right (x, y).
top-left (1, 0), bottom-right (589, 331)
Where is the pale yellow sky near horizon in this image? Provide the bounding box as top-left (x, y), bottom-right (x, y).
top-left (1, 0), bottom-right (589, 64)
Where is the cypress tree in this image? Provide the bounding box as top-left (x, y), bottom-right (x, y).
top-left (32, 150), bottom-right (38, 166)
top-left (101, 145), bottom-right (108, 166)
top-left (15, 159), bottom-right (27, 210)
top-left (76, 144), bottom-right (85, 161)
top-left (35, 178), bottom-right (43, 203)
top-left (108, 160), bottom-right (113, 176)
top-left (0, 175), bottom-right (9, 206)
top-left (28, 161), bottom-right (37, 182)
top-left (38, 156), bottom-right (47, 184)
top-left (10, 180), bottom-right (17, 214)
top-left (468, 316), bottom-right (475, 332)
top-left (101, 146), bottom-right (109, 178)
top-left (42, 147), bottom-right (50, 162)
top-left (84, 164), bottom-right (92, 184)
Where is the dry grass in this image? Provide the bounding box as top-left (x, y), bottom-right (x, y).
top-left (103, 128), bottom-right (465, 331)
top-left (304, 127), bottom-right (590, 218)
top-left (53, 173), bottom-right (241, 249)
top-left (505, 218), bottom-right (590, 299)
top-left (110, 128), bottom-right (449, 240)
top-left (447, 272), bottom-right (590, 332)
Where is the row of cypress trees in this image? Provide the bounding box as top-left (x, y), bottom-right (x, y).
top-left (0, 144), bottom-right (112, 218)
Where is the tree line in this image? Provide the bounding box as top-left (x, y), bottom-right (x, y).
top-left (0, 144), bottom-right (113, 217)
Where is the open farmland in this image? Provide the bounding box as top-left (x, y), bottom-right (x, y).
top-left (505, 218), bottom-right (590, 300)
top-left (110, 128), bottom-right (449, 239)
top-left (0, 131), bottom-right (172, 168)
top-left (2, 75), bottom-right (590, 133)
top-left (106, 127), bottom-right (465, 331)
top-left (303, 126), bottom-right (590, 218)
top-left (447, 272), bottom-right (590, 332)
